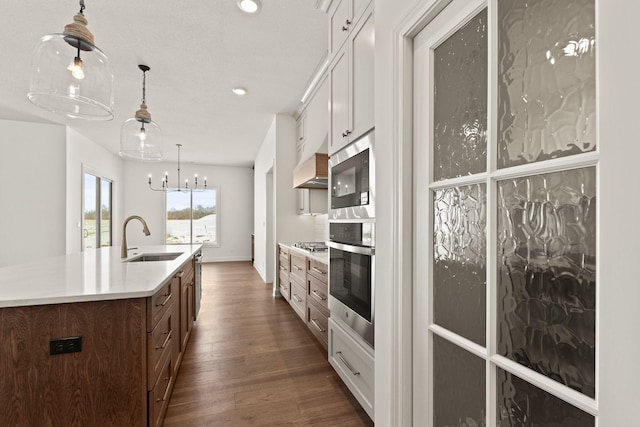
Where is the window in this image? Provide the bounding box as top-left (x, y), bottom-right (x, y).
top-left (82, 171), bottom-right (112, 250)
top-left (166, 188), bottom-right (218, 245)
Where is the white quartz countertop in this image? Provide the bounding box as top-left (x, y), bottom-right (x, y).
top-left (280, 243), bottom-right (329, 264)
top-left (0, 244), bottom-right (202, 308)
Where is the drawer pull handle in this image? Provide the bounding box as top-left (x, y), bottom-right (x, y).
top-left (312, 290), bottom-right (327, 301)
top-left (156, 331), bottom-right (172, 350)
top-left (293, 294), bottom-right (303, 303)
top-left (310, 318), bottom-right (326, 333)
top-left (336, 351), bottom-right (360, 376)
top-left (294, 265), bottom-right (303, 271)
top-left (311, 267), bottom-right (326, 275)
top-left (156, 294), bottom-right (172, 307)
top-left (156, 378), bottom-right (171, 402)
top-left (176, 271), bottom-right (185, 278)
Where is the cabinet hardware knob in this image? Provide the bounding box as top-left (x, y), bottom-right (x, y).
top-left (345, 129), bottom-right (352, 135)
top-left (342, 25), bottom-right (349, 31)
top-left (345, 19), bottom-right (352, 25)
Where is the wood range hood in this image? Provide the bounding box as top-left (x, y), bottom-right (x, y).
top-left (293, 153), bottom-right (329, 189)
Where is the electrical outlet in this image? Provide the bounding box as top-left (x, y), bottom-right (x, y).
top-left (49, 337), bottom-right (82, 355)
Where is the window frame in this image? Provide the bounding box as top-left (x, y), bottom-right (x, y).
top-left (81, 165), bottom-right (113, 251)
top-left (164, 187), bottom-right (220, 247)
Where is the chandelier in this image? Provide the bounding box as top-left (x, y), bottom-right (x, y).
top-left (28, 0), bottom-right (114, 120)
top-left (148, 144), bottom-right (206, 192)
top-left (120, 65), bottom-right (163, 161)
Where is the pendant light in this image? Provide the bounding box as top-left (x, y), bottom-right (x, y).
top-left (148, 144), bottom-right (206, 192)
top-left (120, 65), bottom-right (163, 161)
top-left (27, 0), bottom-right (114, 120)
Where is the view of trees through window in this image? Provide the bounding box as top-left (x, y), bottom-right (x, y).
top-left (166, 189), bottom-right (217, 245)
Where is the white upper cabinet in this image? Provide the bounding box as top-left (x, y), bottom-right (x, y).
top-left (329, 5), bottom-right (374, 155)
top-left (329, 0), bottom-right (373, 57)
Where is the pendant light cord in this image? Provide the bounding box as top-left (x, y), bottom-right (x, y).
top-left (79, 0), bottom-right (85, 15)
top-left (141, 70), bottom-right (147, 104)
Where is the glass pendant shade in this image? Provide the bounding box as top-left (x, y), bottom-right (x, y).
top-left (120, 118), bottom-right (163, 161)
top-left (28, 34), bottom-right (114, 120)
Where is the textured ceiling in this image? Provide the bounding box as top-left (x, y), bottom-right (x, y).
top-left (0, 0), bottom-right (328, 166)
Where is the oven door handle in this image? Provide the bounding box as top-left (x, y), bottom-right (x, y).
top-left (327, 241), bottom-right (375, 256)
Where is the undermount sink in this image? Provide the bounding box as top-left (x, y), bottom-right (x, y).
top-left (126, 252), bottom-right (183, 262)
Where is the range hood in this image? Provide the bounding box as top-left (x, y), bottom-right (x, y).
top-left (293, 153), bottom-right (328, 189)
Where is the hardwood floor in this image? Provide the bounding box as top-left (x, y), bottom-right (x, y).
top-left (163, 261), bottom-right (374, 426)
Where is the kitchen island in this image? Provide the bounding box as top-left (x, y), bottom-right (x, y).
top-left (0, 244), bottom-right (202, 427)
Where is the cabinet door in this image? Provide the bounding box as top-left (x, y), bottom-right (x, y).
top-left (350, 10), bottom-right (375, 142)
top-left (330, 0), bottom-right (350, 55)
top-left (180, 280), bottom-right (189, 351)
top-left (296, 113), bottom-right (305, 146)
top-left (329, 48), bottom-right (350, 155)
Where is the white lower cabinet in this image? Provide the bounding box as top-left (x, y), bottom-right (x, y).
top-left (328, 317), bottom-right (374, 420)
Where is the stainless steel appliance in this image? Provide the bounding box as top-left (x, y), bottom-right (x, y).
top-left (194, 250), bottom-right (202, 320)
top-left (329, 131), bottom-right (374, 220)
top-left (328, 222), bottom-right (375, 348)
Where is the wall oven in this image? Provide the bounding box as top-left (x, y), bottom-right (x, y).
top-left (328, 222), bottom-right (375, 348)
top-left (329, 131), bottom-right (374, 220)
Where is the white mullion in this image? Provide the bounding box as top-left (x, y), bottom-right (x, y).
top-left (485, 0), bottom-right (499, 425)
top-left (428, 172), bottom-right (488, 190)
top-left (429, 324), bottom-right (488, 359)
top-left (491, 151), bottom-right (599, 181)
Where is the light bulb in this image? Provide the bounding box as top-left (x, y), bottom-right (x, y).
top-left (139, 127), bottom-right (147, 142)
top-left (67, 57), bottom-right (85, 80)
top-left (238, 0), bottom-right (260, 13)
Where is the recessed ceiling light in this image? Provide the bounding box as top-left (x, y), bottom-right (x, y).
top-left (232, 87), bottom-right (248, 96)
top-left (237, 0), bottom-right (261, 14)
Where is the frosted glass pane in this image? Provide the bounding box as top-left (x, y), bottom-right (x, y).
top-left (433, 9), bottom-right (487, 180)
top-left (497, 368), bottom-right (594, 426)
top-left (497, 0), bottom-right (596, 168)
top-left (434, 184), bottom-right (486, 345)
top-left (497, 167), bottom-right (596, 397)
top-left (434, 335), bottom-right (485, 427)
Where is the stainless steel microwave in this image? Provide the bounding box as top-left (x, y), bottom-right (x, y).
top-left (329, 131), bottom-right (375, 220)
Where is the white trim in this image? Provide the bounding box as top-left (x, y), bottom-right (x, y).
top-left (315, 0), bottom-right (333, 13)
top-left (202, 256), bottom-right (252, 263)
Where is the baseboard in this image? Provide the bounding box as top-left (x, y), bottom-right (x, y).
top-left (253, 262), bottom-right (267, 282)
top-left (202, 256), bottom-right (252, 263)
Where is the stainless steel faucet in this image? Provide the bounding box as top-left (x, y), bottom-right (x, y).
top-left (121, 215), bottom-right (151, 258)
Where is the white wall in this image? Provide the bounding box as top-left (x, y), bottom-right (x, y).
top-left (65, 128), bottom-right (124, 254)
top-left (253, 114), bottom-right (317, 284)
top-left (124, 160), bottom-right (253, 263)
top-left (0, 119), bottom-right (66, 267)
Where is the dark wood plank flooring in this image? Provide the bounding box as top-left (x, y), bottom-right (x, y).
top-left (163, 261), bottom-right (374, 426)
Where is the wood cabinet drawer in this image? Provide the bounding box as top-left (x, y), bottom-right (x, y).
top-left (149, 352), bottom-right (173, 427)
top-left (290, 252), bottom-right (306, 284)
top-left (307, 274), bottom-right (329, 311)
top-left (328, 318), bottom-right (374, 419)
top-left (148, 278), bottom-right (176, 332)
top-left (148, 302), bottom-right (175, 390)
top-left (278, 245), bottom-right (290, 269)
top-left (307, 259), bottom-right (328, 283)
top-left (307, 300), bottom-right (329, 349)
top-left (290, 280), bottom-right (306, 322)
top-left (279, 270), bottom-right (290, 300)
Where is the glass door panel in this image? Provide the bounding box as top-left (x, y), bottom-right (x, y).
top-left (497, 167), bottom-right (596, 397)
top-left (434, 9), bottom-right (488, 181)
top-left (497, 0), bottom-right (596, 168)
top-left (497, 368), bottom-right (594, 425)
top-left (100, 179), bottom-right (112, 247)
top-left (434, 335), bottom-right (485, 426)
top-left (433, 184), bottom-right (486, 345)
